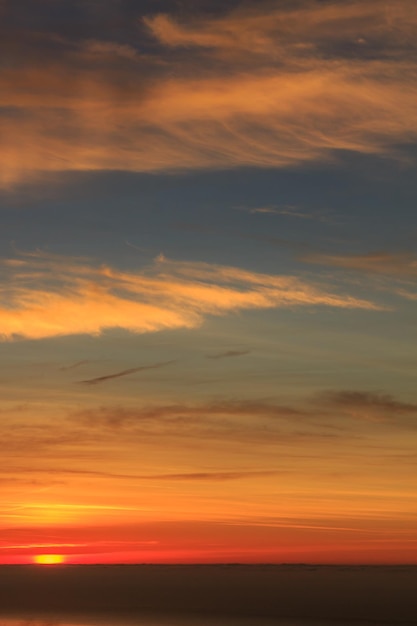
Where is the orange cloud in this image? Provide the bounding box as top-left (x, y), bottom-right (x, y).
top-left (1, 1), bottom-right (417, 187)
top-left (0, 252), bottom-right (381, 341)
top-left (144, 1), bottom-right (417, 58)
top-left (304, 251), bottom-right (417, 277)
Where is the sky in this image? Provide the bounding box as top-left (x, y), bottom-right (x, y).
top-left (0, 0), bottom-right (416, 565)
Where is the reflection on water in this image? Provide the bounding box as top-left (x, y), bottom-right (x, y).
top-left (0, 616), bottom-right (396, 626)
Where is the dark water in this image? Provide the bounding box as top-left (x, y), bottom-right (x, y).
top-left (0, 618), bottom-right (406, 626)
top-left (1, 565), bottom-right (416, 625)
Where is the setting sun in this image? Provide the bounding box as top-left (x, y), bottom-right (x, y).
top-left (33, 554), bottom-right (65, 565)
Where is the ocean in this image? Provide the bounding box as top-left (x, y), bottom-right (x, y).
top-left (0, 565), bottom-right (416, 625)
top-left (0, 617), bottom-right (411, 626)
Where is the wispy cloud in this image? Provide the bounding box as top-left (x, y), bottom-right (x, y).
top-left (1, 1), bottom-right (417, 186)
top-left (79, 361), bottom-right (176, 386)
top-left (0, 251), bottom-right (380, 341)
top-left (60, 360), bottom-right (89, 371)
top-left (73, 389), bottom-right (417, 438)
top-left (241, 205), bottom-right (333, 223)
top-left (206, 350), bottom-right (250, 360)
top-left (2, 388), bottom-right (416, 478)
top-left (70, 398), bottom-right (337, 449)
top-left (144, 1), bottom-right (417, 59)
top-left (318, 390), bottom-right (417, 422)
top-left (0, 465), bottom-right (282, 484)
top-left (136, 470), bottom-right (282, 482)
top-left (304, 251), bottom-right (417, 277)
top-left (73, 400), bottom-right (309, 430)
top-left (1, 389), bottom-right (413, 466)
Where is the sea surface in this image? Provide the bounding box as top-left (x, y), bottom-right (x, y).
top-left (1, 565), bottom-right (416, 625)
top-left (0, 617), bottom-right (410, 626)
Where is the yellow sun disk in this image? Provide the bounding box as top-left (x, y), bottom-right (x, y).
top-left (34, 554), bottom-right (65, 565)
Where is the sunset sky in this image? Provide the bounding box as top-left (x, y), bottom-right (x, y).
top-left (1, 0), bottom-right (417, 565)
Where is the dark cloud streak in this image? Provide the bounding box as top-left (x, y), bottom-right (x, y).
top-left (60, 359), bottom-right (89, 371)
top-left (320, 390), bottom-right (417, 415)
top-left (0, 465), bottom-right (281, 483)
top-left (78, 360), bottom-right (177, 385)
top-left (206, 350), bottom-right (250, 359)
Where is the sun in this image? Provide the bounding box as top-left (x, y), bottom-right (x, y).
top-left (33, 554), bottom-right (66, 565)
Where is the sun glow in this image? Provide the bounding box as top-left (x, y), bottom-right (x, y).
top-left (33, 554), bottom-right (65, 565)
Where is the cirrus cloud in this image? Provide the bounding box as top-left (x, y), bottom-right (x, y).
top-left (1, 0), bottom-right (417, 187)
top-left (0, 251), bottom-right (381, 341)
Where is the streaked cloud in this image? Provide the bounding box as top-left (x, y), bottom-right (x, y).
top-left (240, 205), bottom-right (332, 222)
top-left (74, 399), bottom-right (307, 428)
top-left (144, 1), bottom-right (417, 59)
top-left (60, 360), bottom-right (90, 371)
top-left (0, 465), bottom-right (282, 484)
top-left (1, 390), bottom-right (413, 467)
top-left (73, 390), bottom-right (417, 438)
top-left (79, 361), bottom-right (176, 386)
top-left (318, 390), bottom-right (417, 422)
top-left (0, 251), bottom-right (380, 341)
top-left (305, 251), bottom-right (417, 277)
top-left (69, 398), bottom-right (343, 450)
top-left (1, 1), bottom-right (417, 186)
top-left (78, 39), bottom-right (140, 61)
top-left (206, 350), bottom-right (250, 360)
top-left (133, 470), bottom-right (282, 482)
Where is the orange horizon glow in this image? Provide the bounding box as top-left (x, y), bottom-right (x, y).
top-left (0, 535), bottom-right (415, 566)
top-left (2, 547), bottom-right (416, 566)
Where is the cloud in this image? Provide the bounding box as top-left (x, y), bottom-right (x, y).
top-left (144, 1), bottom-right (417, 59)
top-left (79, 39), bottom-right (140, 61)
top-left (60, 360), bottom-right (90, 371)
top-left (0, 398), bottom-right (330, 474)
top-left (142, 390), bottom-right (412, 434)
top-left (79, 361), bottom-right (176, 385)
top-left (135, 470), bottom-right (282, 482)
top-left (315, 390), bottom-right (417, 427)
top-left (0, 464), bottom-right (281, 484)
top-left (73, 389), bottom-right (417, 437)
top-left (320, 390), bottom-right (417, 415)
top-left (72, 397), bottom-right (342, 446)
top-left (76, 399), bottom-right (306, 424)
top-left (206, 350), bottom-right (250, 360)
top-left (0, 418), bottom-right (101, 457)
top-left (304, 251), bottom-right (417, 277)
top-left (1, 0), bottom-right (417, 186)
top-left (239, 205), bottom-right (333, 222)
top-left (3, 388), bottom-right (415, 473)
top-left (0, 251), bottom-right (380, 341)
